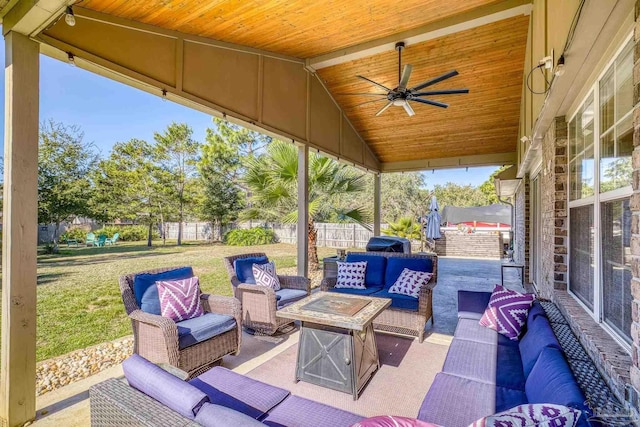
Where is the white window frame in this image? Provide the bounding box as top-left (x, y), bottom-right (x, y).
top-left (566, 31), bottom-right (633, 352)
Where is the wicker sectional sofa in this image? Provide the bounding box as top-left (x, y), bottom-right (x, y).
top-left (320, 252), bottom-right (438, 342)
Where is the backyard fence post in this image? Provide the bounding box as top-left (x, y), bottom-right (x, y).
top-left (353, 224), bottom-right (357, 248)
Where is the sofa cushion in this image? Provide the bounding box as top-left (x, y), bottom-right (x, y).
top-left (336, 261), bottom-right (367, 289)
top-left (468, 403), bottom-right (581, 427)
top-left (157, 276), bottom-right (203, 322)
top-left (519, 315), bottom-right (561, 377)
top-left (525, 347), bottom-right (587, 412)
top-left (495, 386), bottom-right (528, 413)
top-left (527, 301), bottom-right (547, 325)
top-left (417, 373), bottom-right (495, 427)
top-left (261, 395), bottom-right (364, 427)
top-left (457, 290), bottom-right (492, 318)
top-left (234, 256), bottom-right (269, 284)
top-left (496, 344), bottom-right (526, 390)
top-left (388, 268), bottom-right (433, 298)
top-left (134, 267), bottom-right (194, 315)
top-left (371, 289), bottom-right (419, 311)
top-left (353, 415), bottom-right (442, 427)
top-left (190, 366), bottom-right (290, 420)
top-left (122, 354), bottom-right (208, 420)
top-left (276, 288), bottom-right (308, 309)
top-left (479, 285), bottom-right (535, 340)
top-left (330, 286), bottom-right (383, 296)
top-left (442, 340), bottom-right (497, 384)
top-left (195, 403), bottom-right (265, 427)
top-left (453, 318), bottom-right (498, 345)
top-left (384, 257), bottom-right (432, 289)
top-left (346, 253), bottom-right (387, 288)
top-left (253, 261), bottom-right (281, 290)
top-left (177, 313), bottom-right (236, 350)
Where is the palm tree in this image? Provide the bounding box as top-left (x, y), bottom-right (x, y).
top-left (382, 217), bottom-right (422, 240)
top-left (243, 141), bottom-right (370, 270)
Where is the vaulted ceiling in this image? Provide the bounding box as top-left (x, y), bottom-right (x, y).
top-left (77, 0), bottom-right (530, 168)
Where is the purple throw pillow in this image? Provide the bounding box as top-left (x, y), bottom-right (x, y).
top-left (467, 403), bottom-right (581, 427)
top-left (335, 261), bottom-right (367, 289)
top-left (479, 285), bottom-right (534, 340)
top-left (388, 268), bottom-right (433, 298)
top-left (157, 276), bottom-right (204, 322)
top-left (352, 415), bottom-right (442, 427)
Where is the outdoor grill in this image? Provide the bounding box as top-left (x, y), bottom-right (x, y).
top-left (365, 236), bottom-right (411, 254)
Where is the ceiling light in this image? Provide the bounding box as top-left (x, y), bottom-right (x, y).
top-left (554, 55), bottom-right (565, 76)
top-left (392, 99), bottom-right (406, 106)
top-left (65, 6), bottom-right (76, 26)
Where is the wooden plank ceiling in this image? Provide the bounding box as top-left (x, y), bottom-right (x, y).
top-left (78, 0), bottom-right (529, 166)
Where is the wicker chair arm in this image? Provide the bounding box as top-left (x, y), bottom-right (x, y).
top-left (128, 310), bottom-right (178, 335)
top-left (200, 294), bottom-right (241, 319)
top-left (237, 283), bottom-right (276, 298)
top-left (320, 277), bottom-right (338, 292)
top-left (417, 276), bottom-right (437, 315)
top-left (278, 275), bottom-right (311, 293)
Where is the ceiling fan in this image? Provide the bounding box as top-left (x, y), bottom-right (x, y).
top-left (341, 42), bottom-right (469, 117)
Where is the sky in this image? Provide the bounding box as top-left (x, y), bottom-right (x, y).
top-left (0, 42), bottom-right (497, 187)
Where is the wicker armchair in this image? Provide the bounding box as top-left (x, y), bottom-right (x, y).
top-left (223, 253), bottom-right (310, 335)
top-left (119, 266), bottom-right (242, 379)
top-left (321, 252), bottom-right (438, 343)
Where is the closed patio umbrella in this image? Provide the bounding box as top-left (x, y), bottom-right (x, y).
top-left (425, 196), bottom-right (441, 240)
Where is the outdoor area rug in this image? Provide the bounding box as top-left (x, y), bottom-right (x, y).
top-left (245, 332), bottom-right (449, 418)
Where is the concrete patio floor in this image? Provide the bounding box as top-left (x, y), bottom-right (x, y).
top-left (31, 256), bottom-right (522, 426)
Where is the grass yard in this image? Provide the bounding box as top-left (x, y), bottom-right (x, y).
top-left (13, 242), bottom-right (341, 362)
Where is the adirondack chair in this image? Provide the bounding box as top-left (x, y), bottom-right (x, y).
top-left (97, 235), bottom-right (107, 247)
top-left (86, 233), bottom-right (97, 247)
top-left (105, 232), bottom-right (119, 246)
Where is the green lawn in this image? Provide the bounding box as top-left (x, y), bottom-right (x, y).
top-left (13, 242), bottom-right (340, 361)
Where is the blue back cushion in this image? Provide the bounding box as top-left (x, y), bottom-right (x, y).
top-left (134, 267), bottom-right (194, 315)
top-left (519, 315), bottom-right (561, 377)
top-left (384, 257), bottom-right (433, 289)
top-left (234, 256), bottom-right (268, 284)
top-left (525, 347), bottom-right (587, 411)
top-left (346, 253), bottom-right (387, 288)
top-left (527, 301), bottom-right (547, 324)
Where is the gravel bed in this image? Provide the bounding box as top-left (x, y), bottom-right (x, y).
top-left (37, 336), bottom-right (133, 395)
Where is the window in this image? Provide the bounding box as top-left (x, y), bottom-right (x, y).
top-left (568, 36), bottom-right (633, 346)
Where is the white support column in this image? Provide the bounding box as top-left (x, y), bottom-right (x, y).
top-left (297, 144), bottom-right (309, 277)
top-left (1, 32), bottom-right (39, 427)
top-left (373, 173), bottom-right (381, 236)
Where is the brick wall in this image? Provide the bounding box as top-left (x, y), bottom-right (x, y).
top-left (514, 176), bottom-right (529, 281)
top-left (538, 117), bottom-right (569, 299)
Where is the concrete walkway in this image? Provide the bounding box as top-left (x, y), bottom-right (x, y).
top-left (32, 256), bottom-right (521, 426)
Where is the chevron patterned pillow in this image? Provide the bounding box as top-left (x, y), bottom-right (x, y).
top-left (468, 403), bottom-right (581, 427)
top-left (156, 276), bottom-right (204, 322)
top-left (252, 261), bottom-right (281, 290)
top-left (335, 261), bottom-right (367, 289)
top-left (479, 285), bottom-right (535, 340)
top-left (388, 268), bottom-right (433, 298)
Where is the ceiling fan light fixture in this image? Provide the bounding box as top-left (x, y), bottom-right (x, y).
top-left (392, 99), bottom-right (406, 106)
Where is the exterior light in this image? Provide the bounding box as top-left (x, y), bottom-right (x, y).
top-left (67, 52), bottom-right (76, 66)
top-left (161, 88), bottom-right (167, 101)
top-left (554, 55), bottom-right (565, 76)
top-left (65, 6), bottom-right (76, 27)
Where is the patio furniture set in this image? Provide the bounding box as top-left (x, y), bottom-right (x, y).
top-left (67, 232), bottom-right (119, 247)
top-left (91, 251), bottom-right (594, 426)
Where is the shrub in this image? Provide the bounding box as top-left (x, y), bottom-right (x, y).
top-left (60, 227), bottom-right (89, 243)
top-left (224, 227), bottom-right (277, 246)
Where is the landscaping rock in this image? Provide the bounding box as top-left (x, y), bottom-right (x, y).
top-left (36, 336), bottom-right (133, 396)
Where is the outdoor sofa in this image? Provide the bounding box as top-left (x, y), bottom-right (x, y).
top-left (320, 251), bottom-right (438, 342)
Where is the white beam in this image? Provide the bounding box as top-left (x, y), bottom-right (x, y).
top-left (297, 144), bottom-right (309, 278)
top-left (306, 0), bottom-right (531, 71)
top-left (1, 31), bottom-right (39, 427)
top-left (373, 173), bottom-right (381, 236)
top-left (2, 0), bottom-right (67, 37)
top-left (381, 152), bottom-right (517, 173)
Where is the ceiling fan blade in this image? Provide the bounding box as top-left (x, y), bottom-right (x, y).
top-left (412, 98), bottom-right (448, 108)
top-left (355, 98), bottom-right (388, 107)
top-left (375, 101), bottom-right (393, 116)
top-left (413, 89), bottom-right (469, 96)
top-left (409, 70), bottom-right (459, 92)
top-left (403, 102), bottom-right (415, 117)
top-left (398, 64), bottom-right (413, 90)
top-left (337, 92), bottom-right (389, 97)
top-left (357, 75), bottom-right (392, 92)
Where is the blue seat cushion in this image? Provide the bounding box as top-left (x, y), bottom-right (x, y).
top-left (384, 257), bottom-right (432, 289)
top-left (519, 315), bottom-right (561, 377)
top-left (496, 344), bottom-right (525, 390)
top-left (457, 290), bottom-right (492, 316)
top-left (276, 288), bottom-right (308, 309)
top-left (525, 347), bottom-right (588, 413)
top-left (330, 286), bottom-right (383, 296)
top-left (195, 403), bottom-right (265, 427)
top-left (190, 366), bottom-right (290, 420)
top-left (345, 253), bottom-right (387, 288)
top-left (496, 386), bottom-right (528, 413)
top-left (234, 256), bottom-right (268, 284)
top-left (134, 267), bottom-right (194, 315)
top-left (371, 289), bottom-right (418, 311)
top-left (177, 313), bottom-right (236, 350)
top-left (262, 395), bottom-right (364, 427)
